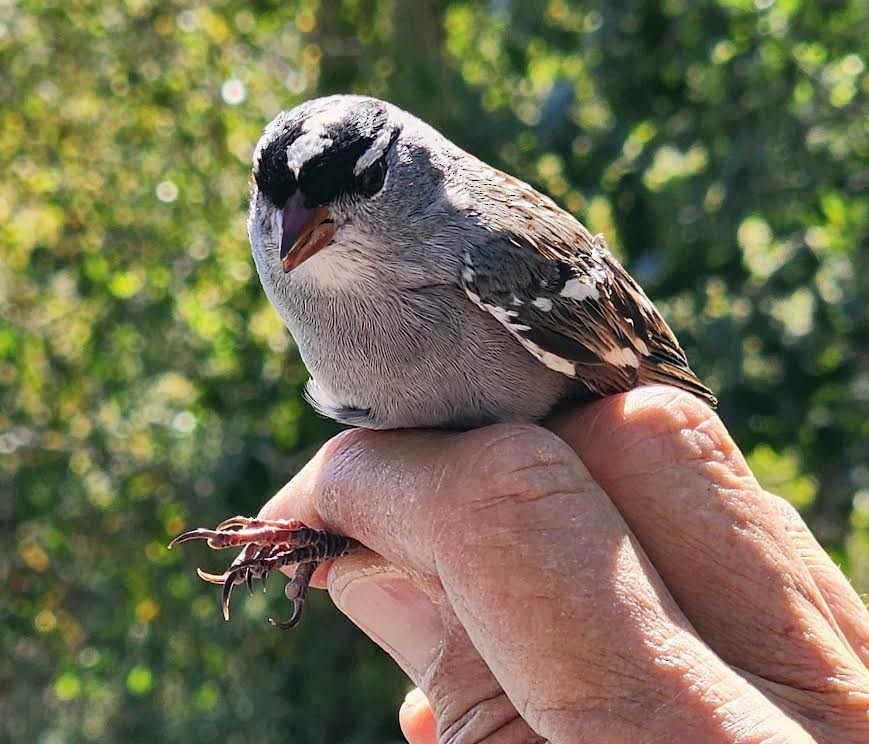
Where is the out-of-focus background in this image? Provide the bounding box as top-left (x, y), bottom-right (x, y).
top-left (1, 1), bottom-right (866, 741)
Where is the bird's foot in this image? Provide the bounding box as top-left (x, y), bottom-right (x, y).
top-left (169, 516), bottom-right (358, 628)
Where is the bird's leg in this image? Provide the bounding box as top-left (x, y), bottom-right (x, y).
top-left (169, 516), bottom-right (358, 627)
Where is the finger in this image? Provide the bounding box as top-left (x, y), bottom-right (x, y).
top-left (399, 688), bottom-right (437, 744)
top-left (553, 386), bottom-right (869, 714)
top-left (768, 492), bottom-right (869, 666)
top-left (325, 550), bottom-right (445, 681)
top-left (257, 427), bottom-right (455, 574)
top-left (327, 551), bottom-right (543, 742)
top-left (260, 424), bottom-right (808, 741)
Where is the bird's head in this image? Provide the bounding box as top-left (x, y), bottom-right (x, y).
top-left (248, 95), bottom-right (462, 294)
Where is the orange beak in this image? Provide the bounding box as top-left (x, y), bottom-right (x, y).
top-left (279, 193), bottom-right (336, 272)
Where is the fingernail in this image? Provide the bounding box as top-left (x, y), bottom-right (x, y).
top-left (332, 569), bottom-right (443, 679)
top-left (399, 687), bottom-right (436, 744)
top-left (401, 686), bottom-right (428, 713)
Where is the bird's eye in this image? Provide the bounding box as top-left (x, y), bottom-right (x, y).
top-left (357, 159), bottom-right (386, 197)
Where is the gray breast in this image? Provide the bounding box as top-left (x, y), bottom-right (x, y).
top-left (282, 282), bottom-right (575, 429)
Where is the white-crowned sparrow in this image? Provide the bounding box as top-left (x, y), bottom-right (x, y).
top-left (171, 95), bottom-right (716, 627)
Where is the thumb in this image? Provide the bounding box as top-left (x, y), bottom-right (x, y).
top-left (328, 552), bottom-right (544, 742)
top-left (328, 552), bottom-right (444, 681)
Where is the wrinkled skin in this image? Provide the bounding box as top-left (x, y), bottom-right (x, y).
top-left (260, 387), bottom-right (869, 744)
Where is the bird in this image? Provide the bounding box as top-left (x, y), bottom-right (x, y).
top-left (170, 95), bottom-right (716, 628)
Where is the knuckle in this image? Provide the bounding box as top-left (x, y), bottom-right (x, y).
top-left (435, 423), bottom-right (586, 540)
top-left (318, 426), bottom-right (377, 465)
top-left (463, 423), bottom-right (579, 500)
top-left (309, 427), bottom-right (381, 522)
top-left (617, 387), bottom-right (739, 472)
top-left (637, 386), bottom-right (720, 437)
top-left (434, 689), bottom-right (543, 744)
top-left (769, 493), bottom-right (804, 526)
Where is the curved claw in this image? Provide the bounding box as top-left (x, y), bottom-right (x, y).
top-left (215, 515), bottom-right (306, 531)
top-left (220, 566), bottom-right (258, 620)
top-left (268, 599), bottom-right (304, 630)
top-left (169, 528), bottom-right (221, 549)
top-left (216, 516), bottom-right (255, 530)
top-left (222, 575), bottom-right (236, 621)
top-left (197, 567), bottom-right (230, 585)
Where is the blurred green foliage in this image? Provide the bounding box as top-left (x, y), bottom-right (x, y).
top-left (1, 1), bottom-right (867, 741)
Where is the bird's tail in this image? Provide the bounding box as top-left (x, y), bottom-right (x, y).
top-left (639, 360), bottom-right (718, 409)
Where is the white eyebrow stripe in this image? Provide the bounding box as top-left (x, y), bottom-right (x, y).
top-left (353, 128), bottom-right (394, 175)
top-left (286, 132), bottom-right (332, 175)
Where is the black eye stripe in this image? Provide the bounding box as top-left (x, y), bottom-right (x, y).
top-left (254, 119), bottom-right (304, 208)
top-left (254, 100), bottom-right (396, 208)
top-left (298, 135), bottom-right (377, 205)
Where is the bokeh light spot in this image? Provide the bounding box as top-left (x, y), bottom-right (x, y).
top-left (155, 180), bottom-right (179, 203)
top-left (126, 666), bottom-right (153, 696)
top-left (221, 78), bottom-right (246, 106)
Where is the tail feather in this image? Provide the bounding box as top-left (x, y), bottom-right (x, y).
top-left (639, 360), bottom-right (717, 408)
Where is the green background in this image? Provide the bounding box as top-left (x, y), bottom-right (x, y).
top-left (1, 1), bottom-right (866, 742)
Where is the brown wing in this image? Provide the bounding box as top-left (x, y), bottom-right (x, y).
top-left (461, 167), bottom-right (717, 407)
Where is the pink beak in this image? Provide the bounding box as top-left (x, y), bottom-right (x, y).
top-left (279, 192), bottom-right (336, 272)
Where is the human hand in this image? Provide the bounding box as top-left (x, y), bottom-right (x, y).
top-left (259, 387), bottom-right (869, 743)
